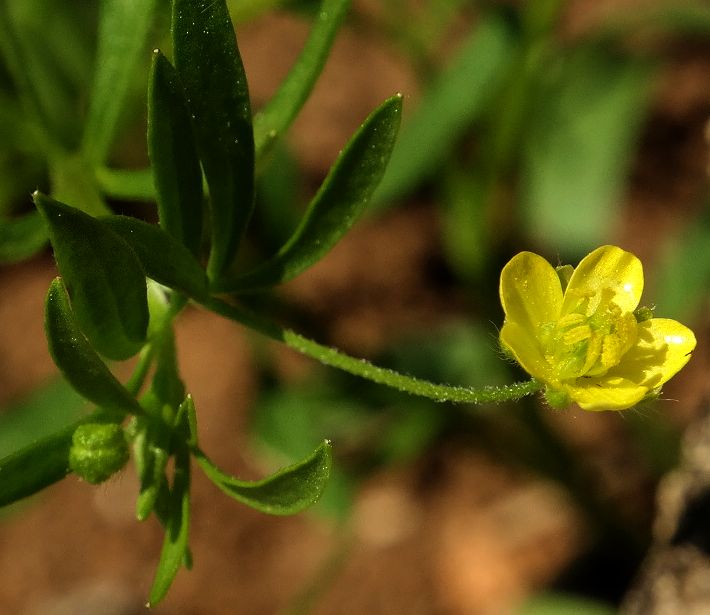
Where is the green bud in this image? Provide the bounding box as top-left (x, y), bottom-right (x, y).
top-left (69, 423), bottom-right (129, 484)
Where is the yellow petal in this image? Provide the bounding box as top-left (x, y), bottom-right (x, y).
top-left (563, 245), bottom-right (643, 315)
top-left (565, 376), bottom-right (648, 411)
top-left (499, 251), bottom-right (563, 332)
top-left (608, 318), bottom-right (696, 389)
top-left (500, 320), bottom-right (553, 382)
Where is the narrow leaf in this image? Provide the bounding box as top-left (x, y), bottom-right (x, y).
top-left (82, 0), bottom-right (158, 163)
top-left (45, 278), bottom-right (143, 415)
top-left (95, 167), bottom-right (156, 202)
top-left (254, 0), bottom-right (350, 159)
top-left (218, 95), bottom-right (403, 292)
top-left (148, 449), bottom-right (190, 606)
top-left (0, 411), bottom-right (106, 507)
top-left (100, 216), bottom-right (208, 300)
top-left (373, 15), bottom-right (516, 205)
top-left (0, 213), bottom-right (47, 263)
top-left (172, 0), bottom-right (255, 279)
top-left (521, 47), bottom-right (653, 253)
top-left (148, 51), bottom-right (203, 255)
top-left (195, 440), bottom-right (332, 515)
top-left (0, 422), bottom-right (74, 507)
top-left (35, 192), bottom-right (149, 360)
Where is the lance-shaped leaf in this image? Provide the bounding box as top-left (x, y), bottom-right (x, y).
top-left (45, 278), bottom-right (143, 415)
top-left (0, 420), bottom-right (77, 507)
top-left (254, 0), bottom-right (350, 159)
top-left (35, 192), bottom-right (148, 360)
top-left (100, 216), bottom-right (208, 300)
top-left (148, 447), bottom-right (191, 607)
top-left (82, 0), bottom-right (158, 163)
top-left (194, 440), bottom-right (332, 515)
top-left (148, 51), bottom-right (203, 256)
top-left (172, 0), bottom-right (255, 279)
top-left (217, 95), bottom-right (403, 293)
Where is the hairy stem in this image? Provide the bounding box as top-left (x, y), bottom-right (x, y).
top-left (202, 296), bottom-right (542, 404)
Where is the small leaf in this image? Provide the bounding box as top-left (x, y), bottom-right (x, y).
top-left (373, 15), bottom-right (516, 205)
top-left (194, 440), bottom-right (332, 515)
top-left (45, 277), bottom-right (143, 415)
top-left (95, 167), bottom-right (156, 202)
top-left (35, 192), bottom-right (149, 360)
top-left (217, 95), bottom-right (403, 292)
top-left (0, 212), bottom-right (47, 263)
top-left (0, 422), bottom-right (75, 507)
top-left (148, 448), bottom-right (190, 606)
top-left (148, 51), bottom-right (203, 255)
top-left (82, 0), bottom-right (158, 163)
top-left (172, 0), bottom-right (255, 279)
top-left (521, 47), bottom-right (653, 253)
top-left (254, 0), bottom-right (350, 159)
top-left (100, 216), bottom-right (208, 300)
top-left (0, 411), bottom-right (107, 507)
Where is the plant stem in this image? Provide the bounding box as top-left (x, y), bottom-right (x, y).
top-left (202, 296), bottom-right (542, 404)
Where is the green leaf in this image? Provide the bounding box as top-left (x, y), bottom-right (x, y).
top-left (372, 15), bottom-right (516, 205)
top-left (253, 0), bottom-right (350, 159)
top-left (521, 47), bottom-right (653, 254)
top-left (148, 448), bottom-right (190, 606)
top-left (148, 51), bottom-right (204, 256)
top-left (49, 153), bottom-right (109, 217)
top-left (0, 212), bottom-right (47, 263)
top-left (0, 378), bottom-right (85, 458)
top-left (100, 216), bottom-right (208, 301)
top-left (82, 0), bottom-right (158, 163)
top-left (654, 204), bottom-right (710, 322)
top-left (35, 192), bottom-right (149, 360)
top-left (95, 167), bottom-right (156, 202)
top-left (0, 422), bottom-right (74, 507)
top-left (217, 95), bottom-right (403, 292)
top-left (45, 277), bottom-right (143, 416)
top-left (172, 0), bottom-right (255, 279)
top-left (0, 1), bottom-right (80, 148)
top-left (194, 440), bottom-right (332, 515)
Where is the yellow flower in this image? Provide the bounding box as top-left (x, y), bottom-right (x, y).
top-left (499, 245), bottom-right (696, 411)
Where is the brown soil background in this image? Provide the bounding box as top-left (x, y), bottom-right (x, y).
top-left (2, 1), bottom-right (710, 613)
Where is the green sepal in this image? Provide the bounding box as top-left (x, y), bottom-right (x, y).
top-left (253, 0), bottom-right (350, 159)
top-left (0, 212), bottom-right (48, 263)
top-left (217, 95), bottom-right (403, 292)
top-left (148, 50), bottom-right (203, 256)
top-left (69, 423), bottom-right (129, 484)
top-left (35, 192), bottom-right (149, 360)
top-left (172, 0), bottom-right (255, 279)
top-left (45, 277), bottom-right (143, 415)
top-left (194, 440), bottom-right (332, 515)
top-left (100, 215), bottom-right (208, 301)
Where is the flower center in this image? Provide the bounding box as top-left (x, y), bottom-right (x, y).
top-left (539, 290), bottom-right (638, 382)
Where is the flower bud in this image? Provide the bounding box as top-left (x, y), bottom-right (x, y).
top-left (69, 423), bottom-right (129, 484)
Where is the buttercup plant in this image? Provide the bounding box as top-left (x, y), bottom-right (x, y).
top-left (0, 0), bottom-right (699, 607)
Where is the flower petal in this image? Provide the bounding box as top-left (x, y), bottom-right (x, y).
top-left (500, 320), bottom-right (553, 382)
top-left (500, 251), bottom-right (563, 332)
top-left (563, 245), bottom-right (643, 315)
top-left (566, 375), bottom-right (648, 411)
top-left (608, 318), bottom-right (696, 389)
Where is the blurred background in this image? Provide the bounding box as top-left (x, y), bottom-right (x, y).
top-left (1, 0), bottom-right (710, 613)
